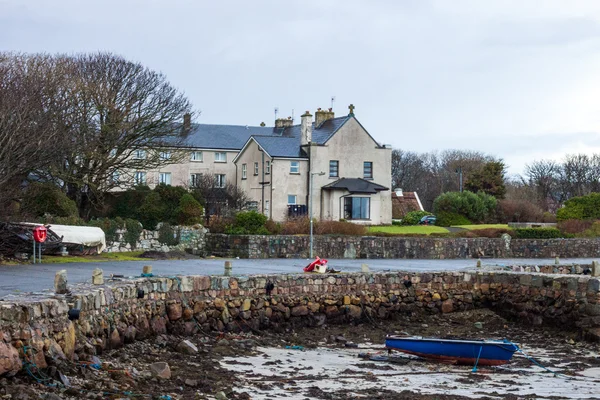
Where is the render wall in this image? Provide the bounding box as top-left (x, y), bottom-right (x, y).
top-left (235, 141), bottom-right (272, 216)
top-left (270, 158), bottom-right (309, 221)
top-left (1, 270), bottom-right (600, 376)
top-left (308, 118), bottom-right (392, 224)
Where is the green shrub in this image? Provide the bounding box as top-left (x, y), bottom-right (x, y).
top-left (225, 211), bottom-right (269, 234)
top-left (88, 217), bottom-right (124, 244)
top-left (400, 211), bottom-right (433, 226)
top-left (433, 191), bottom-right (497, 223)
top-left (158, 222), bottom-right (180, 246)
top-left (123, 218), bottom-right (143, 249)
top-left (136, 192), bottom-right (165, 230)
top-left (112, 185), bottom-right (151, 219)
top-left (435, 212), bottom-right (471, 227)
top-left (513, 228), bottom-right (567, 239)
top-left (37, 215), bottom-right (86, 226)
top-left (176, 194), bottom-right (204, 226)
top-left (391, 219), bottom-right (402, 226)
top-left (154, 184), bottom-right (188, 224)
top-left (22, 183), bottom-right (79, 218)
top-left (557, 193), bottom-right (600, 221)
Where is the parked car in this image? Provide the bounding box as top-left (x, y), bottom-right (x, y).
top-left (418, 215), bottom-right (436, 225)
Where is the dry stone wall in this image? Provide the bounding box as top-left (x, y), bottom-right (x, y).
top-left (1, 269), bottom-right (600, 376)
top-left (205, 234), bottom-right (600, 259)
top-left (105, 226), bottom-right (207, 254)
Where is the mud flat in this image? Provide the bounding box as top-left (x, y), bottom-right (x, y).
top-left (1, 309), bottom-right (599, 399)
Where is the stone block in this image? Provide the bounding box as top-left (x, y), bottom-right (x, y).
top-left (92, 268), bottom-right (104, 285)
top-left (0, 342), bottom-right (20, 376)
top-left (177, 340), bottom-right (198, 354)
top-left (54, 270), bottom-right (68, 294)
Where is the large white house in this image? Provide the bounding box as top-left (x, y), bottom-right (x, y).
top-left (140, 105), bottom-right (392, 224)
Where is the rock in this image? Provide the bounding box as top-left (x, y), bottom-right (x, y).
top-left (242, 299), bottom-right (252, 311)
top-left (431, 293), bottom-right (441, 301)
top-left (291, 305), bottom-right (309, 317)
top-left (182, 308), bottom-right (193, 321)
top-left (177, 340), bottom-right (198, 354)
top-left (44, 395), bottom-right (63, 400)
top-left (334, 336), bottom-right (347, 344)
top-left (149, 362), bottom-right (171, 379)
top-left (0, 342), bottom-right (20, 376)
top-left (215, 391), bottom-right (228, 400)
top-left (92, 268), bottom-right (104, 285)
top-left (346, 305), bottom-right (362, 319)
top-left (441, 299), bottom-right (453, 313)
top-left (184, 378), bottom-right (197, 387)
top-left (110, 328), bottom-right (121, 348)
top-left (62, 321), bottom-right (76, 359)
top-left (54, 269), bottom-right (68, 294)
top-left (167, 303), bottom-right (182, 321)
top-left (473, 322), bottom-right (483, 329)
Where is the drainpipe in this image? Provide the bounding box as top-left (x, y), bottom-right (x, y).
top-left (261, 147), bottom-right (265, 214)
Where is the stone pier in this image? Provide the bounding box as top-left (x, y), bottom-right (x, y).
top-left (1, 269), bottom-right (599, 376)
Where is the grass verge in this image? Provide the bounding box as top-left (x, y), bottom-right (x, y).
top-left (451, 224), bottom-right (511, 230)
top-left (41, 251), bottom-right (146, 264)
top-left (368, 225), bottom-right (450, 235)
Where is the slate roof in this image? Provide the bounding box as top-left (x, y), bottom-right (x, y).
top-left (322, 178), bottom-right (389, 194)
top-left (252, 136), bottom-right (306, 158)
top-left (180, 116), bottom-right (353, 152)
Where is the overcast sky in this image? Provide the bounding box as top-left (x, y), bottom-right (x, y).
top-left (2, 0), bottom-right (600, 175)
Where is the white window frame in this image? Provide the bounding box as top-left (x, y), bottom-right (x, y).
top-left (190, 151), bottom-right (203, 162)
top-left (266, 160), bottom-right (271, 174)
top-left (242, 164), bottom-right (247, 179)
top-left (110, 170), bottom-right (120, 184)
top-left (254, 162), bottom-right (259, 176)
top-left (159, 172), bottom-right (172, 185)
top-left (287, 194), bottom-right (297, 205)
top-left (215, 152), bottom-right (227, 163)
top-left (134, 149), bottom-right (146, 160)
top-left (190, 173), bottom-right (203, 187)
top-left (215, 174), bottom-right (226, 188)
top-left (159, 151), bottom-right (171, 160)
top-left (134, 171), bottom-right (147, 185)
top-left (264, 200), bottom-right (270, 216)
top-left (290, 161), bottom-right (300, 174)
top-left (329, 160), bottom-right (339, 178)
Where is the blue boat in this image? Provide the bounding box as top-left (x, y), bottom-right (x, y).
top-left (385, 335), bottom-right (519, 366)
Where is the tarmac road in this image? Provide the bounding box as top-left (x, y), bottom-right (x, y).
top-left (0, 257), bottom-right (596, 298)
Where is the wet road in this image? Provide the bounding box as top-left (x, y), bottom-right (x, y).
top-left (0, 257), bottom-right (596, 298)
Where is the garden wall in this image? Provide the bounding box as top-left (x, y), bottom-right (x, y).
top-left (205, 233), bottom-right (600, 259)
top-left (1, 269), bottom-right (600, 376)
top-left (104, 225), bottom-right (207, 254)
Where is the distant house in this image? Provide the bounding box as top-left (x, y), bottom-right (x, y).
top-left (391, 189), bottom-right (424, 219)
top-left (135, 105), bottom-right (392, 224)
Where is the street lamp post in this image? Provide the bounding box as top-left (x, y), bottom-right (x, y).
top-left (310, 171), bottom-right (325, 259)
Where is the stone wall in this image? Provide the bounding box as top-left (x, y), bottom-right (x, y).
top-left (204, 233), bottom-right (600, 259)
top-left (105, 225), bottom-right (207, 254)
top-left (1, 269), bottom-right (600, 376)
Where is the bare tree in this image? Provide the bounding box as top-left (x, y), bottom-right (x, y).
top-left (189, 174), bottom-right (249, 221)
top-left (523, 159), bottom-right (562, 212)
top-left (43, 52), bottom-right (195, 218)
top-left (0, 53), bottom-right (71, 216)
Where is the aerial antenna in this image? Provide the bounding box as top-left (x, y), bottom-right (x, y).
top-left (331, 96), bottom-right (336, 110)
top-left (274, 107), bottom-right (279, 120)
top-left (291, 109), bottom-right (295, 122)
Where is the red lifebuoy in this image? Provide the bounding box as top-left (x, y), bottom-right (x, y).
top-left (33, 226), bottom-right (47, 243)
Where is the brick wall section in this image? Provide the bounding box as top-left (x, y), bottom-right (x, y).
top-left (205, 234), bottom-right (600, 259)
top-left (1, 270), bottom-right (600, 376)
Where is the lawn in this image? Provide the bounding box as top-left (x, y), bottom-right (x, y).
top-left (451, 224), bottom-right (511, 230)
top-left (40, 251), bottom-right (147, 264)
top-left (368, 225), bottom-right (450, 235)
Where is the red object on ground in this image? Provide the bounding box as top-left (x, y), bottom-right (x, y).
top-left (304, 256), bottom-right (328, 272)
top-left (33, 226), bottom-right (47, 243)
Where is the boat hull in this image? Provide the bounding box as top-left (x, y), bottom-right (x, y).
top-left (385, 336), bottom-right (518, 366)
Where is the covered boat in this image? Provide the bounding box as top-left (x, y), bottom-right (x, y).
top-left (385, 335), bottom-right (519, 366)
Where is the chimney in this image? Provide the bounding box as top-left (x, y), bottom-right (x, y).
top-left (275, 117), bottom-right (293, 128)
top-left (182, 113), bottom-right (191, 134)
top-left (301, 111), bottom-right (312, 146)
top-left (314, 107), bottom-right (335, 127)
top-left (394, 188), bottom-right (403, 197)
